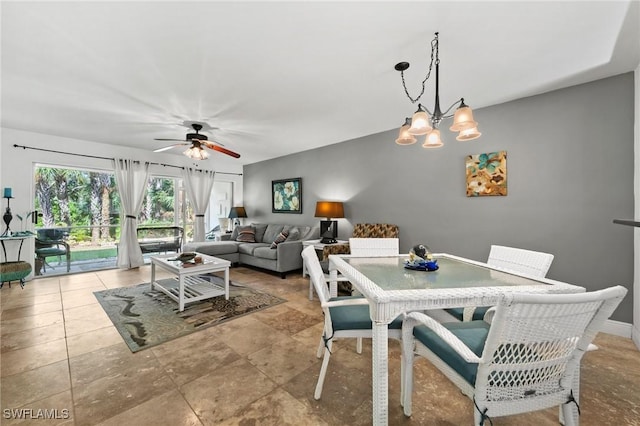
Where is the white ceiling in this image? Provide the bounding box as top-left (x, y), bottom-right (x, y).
top-left (2, 1), bottom-right (639, 169)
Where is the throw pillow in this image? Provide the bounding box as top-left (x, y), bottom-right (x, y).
top-left (235, 226), bottom-right (256, 243)
top-left (286, 227), bottom-right (300, 241)
top-left (270, 229), bottom-right (289, 249)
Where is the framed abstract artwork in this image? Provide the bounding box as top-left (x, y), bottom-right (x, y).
top-left (272, 177), bottom-right (302, 213)
top-left (466, 151), bottom-right (507, 197)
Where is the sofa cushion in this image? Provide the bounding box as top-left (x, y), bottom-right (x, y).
top-left (253, 246), bottom-right (278, 260)
top-left (270, 230), bottom-right (289, 249)
top-left (263, 224), bottom-right (285, 244)
top-left (185, 241), bottom-right (240, 256)
top-left (252, 223), bottom-right (269, 243)
top-left (238, 242), bottom-right (270, 255)
top-left (235, 226), bottom-right (256, 243)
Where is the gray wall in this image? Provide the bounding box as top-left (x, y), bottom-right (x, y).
top-left (244, 73), bottom-right (635, 322)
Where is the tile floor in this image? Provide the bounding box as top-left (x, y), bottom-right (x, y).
top-left (1, 265), bottom-right (639, 425)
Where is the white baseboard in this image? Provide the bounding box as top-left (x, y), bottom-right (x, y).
top-left (633, 325), bottom-right (640, 349)
top-left (600, 319), bottom-right (633, 338)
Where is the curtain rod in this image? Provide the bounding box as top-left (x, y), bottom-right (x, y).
top-left (12, 144), bottom-right (243, 176)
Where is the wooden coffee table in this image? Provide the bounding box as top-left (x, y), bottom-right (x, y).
top-left (150, 253), bottom-right (231, 311)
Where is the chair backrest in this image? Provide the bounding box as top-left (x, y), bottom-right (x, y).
top-left (487, 245), bottom-right (554, 278)
top-left (37, 228), bottom-right (66, 242)
top-left (352, 223), bottom-right (399, 238)
top-left (475, 285), bottom-right (627, 408)
top-left (349, 238), bottom-right (399, 257)
top-left (302, 245), bottom-right (332, 304)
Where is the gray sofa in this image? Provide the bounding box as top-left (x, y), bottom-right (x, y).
top-left (183, 223), bottom-right (318, 278)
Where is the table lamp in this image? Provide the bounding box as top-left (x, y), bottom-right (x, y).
top-left (228, 206), bottom-right (247, 228)
top-left (314, 201), bottom-right (344, 244)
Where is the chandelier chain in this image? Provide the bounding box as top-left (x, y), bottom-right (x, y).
top-left (400, 35), bottom-right (439, 104)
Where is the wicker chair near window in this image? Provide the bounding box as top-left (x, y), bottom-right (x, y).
top-left (302, 245), bottom-right (403, 400)
top-left (348, 237), bottom-right (399, 257)
top-left (439, 245), bottom-right (554, 323)
top-left (401, 285), bottom-right (627, 425)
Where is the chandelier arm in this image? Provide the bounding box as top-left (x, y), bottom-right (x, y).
top-left (441, 98), bottom-right (465, 117)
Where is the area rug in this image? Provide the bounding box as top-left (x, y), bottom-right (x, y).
top-left (94, 277), bottom-right (286, 352)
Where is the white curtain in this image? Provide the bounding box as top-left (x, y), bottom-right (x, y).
top-left (114, 159), bottom-right (150, 268)
top-left (182, 168), bottom-right (216, 242)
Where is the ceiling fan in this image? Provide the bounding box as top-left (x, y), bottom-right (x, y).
top-left (154, 123), bottom-right (241, 160)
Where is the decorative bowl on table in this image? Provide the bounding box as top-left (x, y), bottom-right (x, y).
top-left (404, 243), bottom-right (438, 271)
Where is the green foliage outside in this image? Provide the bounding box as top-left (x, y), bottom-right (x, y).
top-left (34, 167), bottom-right (182, 261)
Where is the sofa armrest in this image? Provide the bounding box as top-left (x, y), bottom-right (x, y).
top-left (276, 240), bottom-right (304, 271)
top-left (322, 243), bottom-right (350, 261)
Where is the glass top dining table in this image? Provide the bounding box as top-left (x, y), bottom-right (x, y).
top-left (328, 253), bottom-right (584, 426)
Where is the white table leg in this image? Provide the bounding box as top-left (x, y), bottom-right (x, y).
top-left (179, 275), bottom-right (185, 312)
top-left (372, 322), bottom-right (389, 426)
top-left (224, 267), bottom-right (229, 300)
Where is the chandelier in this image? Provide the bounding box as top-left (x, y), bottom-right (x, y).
top-left (395, 32), bottom-right (481, 148)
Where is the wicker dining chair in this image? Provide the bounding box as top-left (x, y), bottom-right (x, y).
top-left (401, 285), bottom-right (627, 425)
top-left (348, 237), bottom-right (399, 257)
top-left (441, 245), bottom-right (554, 322)
top-left (314, 223), bottom-right (399, 298)
top-left (302, 245), bottom-right (403, 400)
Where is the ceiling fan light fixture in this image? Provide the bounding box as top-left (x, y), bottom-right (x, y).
top-left (183, 145), bottom-right (209, 160)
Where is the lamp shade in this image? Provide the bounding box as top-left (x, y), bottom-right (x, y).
top-left (449, 105), bottom-right (478, 132)
top-left (314, 201), bottom-right (344, 219)
top-left (456, 126), bottom-right (482, 141)
top-left (422, 129), bottom-right (443, 148)
top-left (408, 109), bottom-right (432, 135)
top-left (395, 118), bottom-right (417, 145)
top-left (228, 207), bottom-right (247, 219)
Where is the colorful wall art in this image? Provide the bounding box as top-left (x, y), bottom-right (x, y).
top-left (465, 151), bottom-right (507, 197)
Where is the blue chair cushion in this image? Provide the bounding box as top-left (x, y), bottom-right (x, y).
top-left (413, 320), bottom-right (490, 385)
top-left (445, 306), bottom-right (491, 321)
top-left (329, 296), bottom-right (402, 331)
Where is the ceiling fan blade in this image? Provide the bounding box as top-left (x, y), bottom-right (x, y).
top-left (154, 138), bottom-right (188, 142)
top-left (203, 142), bottom-right (241, 158)
top-left (154, 143), bottom-right (187, 153)
top-left (193, 136), bottom-right (225, 146)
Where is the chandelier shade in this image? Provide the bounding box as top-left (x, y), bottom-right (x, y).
top-left (422, 129), bottom-right (443, 149)
top-left (394, 32), bottom-right (480, 148)
top-left (456, 126), bottom-right (482, 141)
top-left (395, 118), bottom-right (418, 145)
top-left (450, 103), bottom-right (478, 132)
top-left (408, 108), bottom-right (432, 135)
